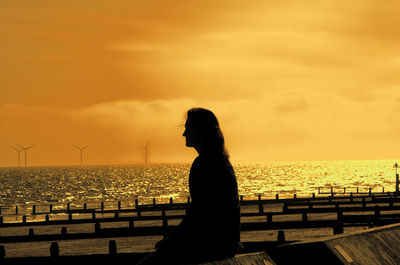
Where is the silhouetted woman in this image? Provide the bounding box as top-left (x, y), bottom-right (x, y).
top-left (137, 107), bottom-right (241, 264)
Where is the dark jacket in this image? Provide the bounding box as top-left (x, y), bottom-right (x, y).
top-left (137, 155), bottom-right (241, 264)
top-left (159, 154), bottom-right (240, 255)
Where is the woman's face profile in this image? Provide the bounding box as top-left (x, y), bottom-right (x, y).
top-left (183, 119), bottom-right (199, 148)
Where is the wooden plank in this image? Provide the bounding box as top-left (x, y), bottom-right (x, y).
top-left (198, 252), bottom-right (276, 265)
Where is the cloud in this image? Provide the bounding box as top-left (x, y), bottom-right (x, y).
top-left (70, 89), bottom-right (400, 162)
top-left (2, 0), bottom-right (400, 108)
top-left (275, 95), bottom-right (308, 113)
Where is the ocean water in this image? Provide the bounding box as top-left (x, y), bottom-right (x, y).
top-left (0, 160), bottom-right (398, 208)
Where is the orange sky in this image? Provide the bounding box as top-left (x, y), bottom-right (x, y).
top-left (1, 0), bottom-right (400, 166)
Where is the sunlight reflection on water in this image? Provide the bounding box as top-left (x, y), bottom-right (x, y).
top-left (0, 160), bottom-right (397, 207)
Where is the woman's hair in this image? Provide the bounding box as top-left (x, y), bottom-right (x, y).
top-left (186, 108), bottom-right (229, 159)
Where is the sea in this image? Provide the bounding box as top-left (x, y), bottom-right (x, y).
top-left (0, 160), bottom-right (398, 210)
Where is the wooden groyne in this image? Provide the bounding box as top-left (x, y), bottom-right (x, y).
top-left (2, 192), bottom-right (400, 240)
top-left (1, 191), bottom-right (400, 263)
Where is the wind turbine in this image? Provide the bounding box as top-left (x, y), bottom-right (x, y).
top-left (143, 141), bottom-right (150, 165)
top-left (73, 144), bottom-right (89, 166)
top-left (10, 146), bottom-right (23, 167)
top-left (17, 144), bottom-right (35, 167)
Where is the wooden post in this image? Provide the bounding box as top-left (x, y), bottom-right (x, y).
top-left (32, 205), bottom-right (36, 214)
top-left (84, 203), bottom-right (87, 211)
top-left (101, 201), bottom-right (104, 212)
top-left (67, 203), bottom-right (70, 212)
top-left (331, 187), bottom-right (334, 196)
top-left (333, 222), bottom-right (344, 234)
top-left (267, 213), bottom-right (272, 223)
top-left (0, 206), bottom-right (2, 215)
top-left (276, 194), bottom-right (279, 200)
top-left (135, 199), bottom-right (139, 208)
top-left (258, 194), bottom-right (262, 201)
top-left (318, 187), bottom-right (321, 194)
top-left (344, 187), bottom-right (346, 194)
top-left (350, 192), bottom-right (353, 202)
top-left (397, 173), bottom-right (399, 194)
top-left (50, 242), bottom-right (59, 258)
top-left (0, 245), bottom-right (5, 260)
top-left (277, 230), bottom-right (285, 243)
top-left (95, 222), bottom-right (101, 233)
top-left (357, 187), bottom-right (359, 193)
top-left (137, 209), bottom-right (141, 218)
top-left (369, 188), bottom-right (372, 196)
top-left (46, 215), bottom-right (50, 222)
top-left (129, 220), bottom-right (134, 231)
top-left (302, 212), bottom-right (308, 222)
top-left (109, 240), bottom-right (117, 256)
top-left (258, 203), bottom-right (264, 214)
top-left (61, 227), bottom-right (67, 236)
top-left (170, 197), bottom-right (173, 205)
top-left (92, 212), bottom-right (96, 220)
top-left (337, 210), bottom-right (343, 221)
top-left (162, 210), bottom-right (168, 227)
top-left (15, 206), bottom-right (18, 215)
top-left (22, 215), bottom-right (26, 223)
top-left (29, 228), bottom-right (34, 237)
top-left (374, 205), bottom-right (380, 225)
top-left (312, 193), bottom-right (315, 199)
top-left (293, 194), bottom-right (297, 199)
top-left (68, 213), bottom-right (72, 221)
top-left (118, 201), bottom-right (121, 210)
top-left (153, 198), bottom-right (156, 205)
top-left (49, 204), bottom-right (53, 213)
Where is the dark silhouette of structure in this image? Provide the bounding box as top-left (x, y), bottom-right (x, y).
top-left (73, 145), bottom-right (89, 166)
top-left (10, 146), bottom-right (23, 167)
top-left (137, 108), bottom-right (241, 264)
top-left (143, 141), bottom-right (150, 165)
top-left (395, 163), bottom-right (399, 194)
top-left (17, 144), bottom-right (35, 167)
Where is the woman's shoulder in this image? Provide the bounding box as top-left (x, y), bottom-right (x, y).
top-left (193, 154), bottom-right (234, 173)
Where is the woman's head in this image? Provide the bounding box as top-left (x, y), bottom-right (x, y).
top-left (183, 108), bottom-right (229, 158)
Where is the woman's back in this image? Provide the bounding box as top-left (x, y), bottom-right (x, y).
top-left (188, 154), bottom-right (240, 246)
